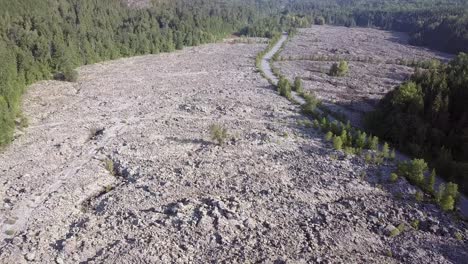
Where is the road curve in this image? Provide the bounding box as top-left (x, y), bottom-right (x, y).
top-left (260, 33), bottom-right (288, 85)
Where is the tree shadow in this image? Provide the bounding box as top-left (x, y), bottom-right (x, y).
top-left (386, 31), bottom-right (454, 60)
top-left (428, 239), bottom-right (468, 263)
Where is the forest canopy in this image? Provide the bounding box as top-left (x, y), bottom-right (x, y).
top-left (366, 53), bottom-right (468, 194)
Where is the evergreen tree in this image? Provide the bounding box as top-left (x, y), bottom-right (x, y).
top-left (340, 129), bottom-right (348, 146)
top-left (278, 77), bottom-right (292, 99)
top-left (382, 142), bottom-right (390, 158)
top-left (338, 60), bottom-right (349, 75)
top-left (367, 135), bottom-right (379, 150)
top-left (293, 76), bottom-right (303, 93)
top-left (399, 159), bottom-right (428, 185)
top-left (329, 60), bottom-right (349, 77)
top-left (0, 41), bottom-right (19, 145)
top-left (320, 117), bottom-right (328, 132)
top-left (333, 136), bottom-right (343, 150)
top-left (427, 169), bottom-right (436, 193)
top-left (440, 194), bottom-right (455, 211)
top-left (355, 131), bottom-right (366, 149)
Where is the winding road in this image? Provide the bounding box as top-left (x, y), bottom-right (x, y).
top-left (261, 33), bottom-right (305, 104)
top-left (261, 33), bottom-right (288, 84)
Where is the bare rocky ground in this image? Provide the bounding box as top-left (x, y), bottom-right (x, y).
top-left (0, 39), bottom-right (467, 263)
top-left (274, 26), bottom-right (453, 126)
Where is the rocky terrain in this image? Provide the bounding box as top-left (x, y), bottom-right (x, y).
top-left (274, 26), bottom-right (453, 126)
top-left (0, 38), bottom-right (467, 263)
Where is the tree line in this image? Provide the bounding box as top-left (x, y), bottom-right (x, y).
top-left (366, 53), bottom-right (468, 195)
top-left (0, 0), bottom-right (293, 146)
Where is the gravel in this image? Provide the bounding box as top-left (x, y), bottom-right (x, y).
top-left (0, 38), bottom-right (466, 263)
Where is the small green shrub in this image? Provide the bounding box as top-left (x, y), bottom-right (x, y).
top-left (340, 129), bottom-right (348, 146)
top-left (313, 119), bottom-right (320, 129)
top-left (373, 155), bottom-right (384, 165)
top-left (105, 185), bottom-right (113, 193)
top-left (440, 194), bottom-right (455, 211)
top-left (445, 182), bottom-right (459, 200)
top-left (278, 77), bottom-right (292, 99)
top-left (329, 60), bottom-right (349, 77)
top-left (390, 173), bottom-right (398, 183)
top-left (364, 153), bottom-right (372, 163)
top-left (297, 119), bottom-right (312, 128)
top-left (411, 219), bottom-right (420, 230)
top-left (325, 131), bottom-right (333, 141)
top-left (436, 183), bottom-right (445, 202)
top-left (104, 159), bottom-right (115, 176)
top-left (397, 159), bottom-right (428, 186)
top-left (455, 231), bottom-right (463, 241)
top-left (355, 131), bottom-right (367, 149)
top-left (427, 169), bottom-right (436, 193)
top-left (415, 191), bottom-right (424, 202)
top-left (344, 147), bottom-right (355, 155)
top-left (320, 117), bottom-right (328, 131)
top-left (436, 182), bottom-right (459, 211)
top-left (355, 147), bottom-right (363, 155)
top-left (389, 228), bottom-right (400, 237)
top-left (359, 171), bottom-right (367, 180)
top-left (333, 136), bottom-right (343, 150)
top-left (367, 135), bottom-right (379, 150)
top-left (382, 142), bottom-right (390, 158)
top-left (301, 92), bottom-right (319, 114)
top-left (293, 76), bottom-right (303, 93)
top-left (397, 223), bottom-right (406, 232)
top-left (386, 250), bottom-right (393, 258)
top-left (210, 123), bottom-right (229, 145)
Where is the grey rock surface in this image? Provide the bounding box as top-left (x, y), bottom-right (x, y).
top-left (0, 39), bottom-right (466, 263)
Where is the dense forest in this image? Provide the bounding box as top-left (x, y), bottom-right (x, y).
top-left (1, 0), bottom-right (468, 148)
top-left (367, 53), bottom-right (468, 194)
top-left (0, 0), bottom-right (289, 146)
